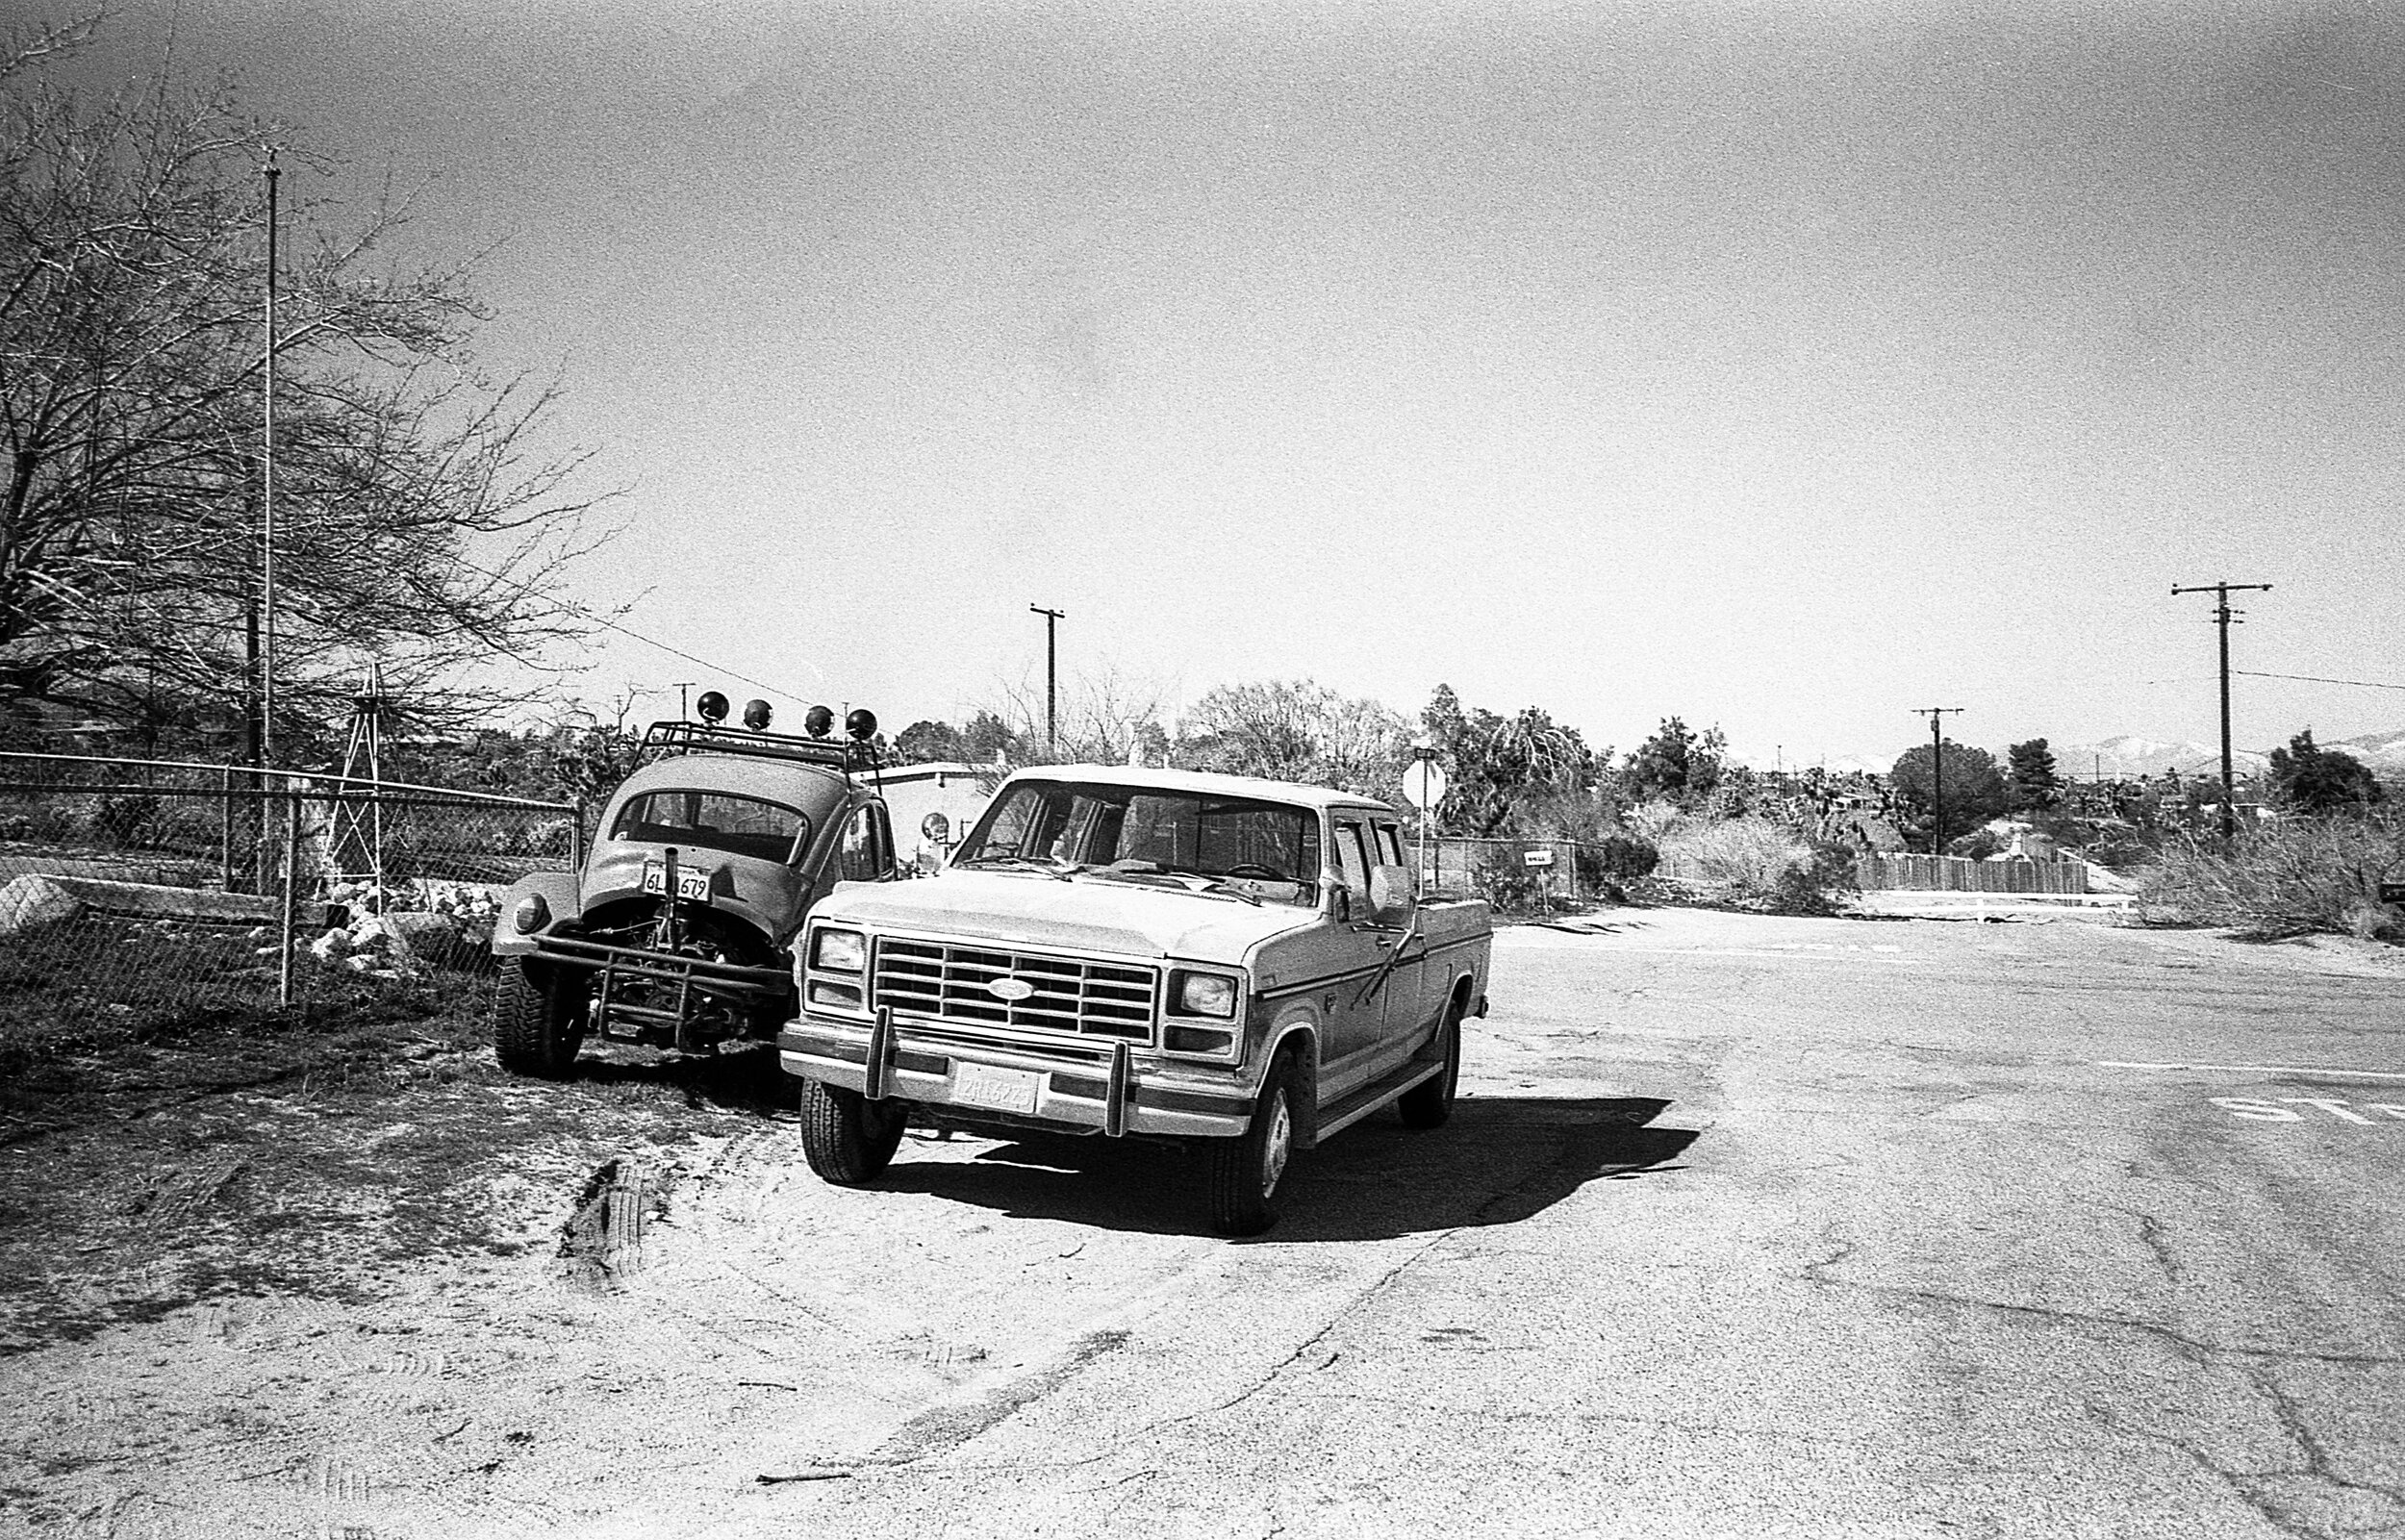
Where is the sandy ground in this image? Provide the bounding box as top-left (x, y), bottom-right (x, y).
top-left (3, 907), bottom-right (2401, 1539)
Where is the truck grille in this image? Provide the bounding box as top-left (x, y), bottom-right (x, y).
top-left (872, 939), bottom-right (1158, 1042)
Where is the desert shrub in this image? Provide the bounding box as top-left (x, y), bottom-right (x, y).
top-left (1471, 846), bottom-right (1550, 913)
top-left (1626, 799), bottom-right (1687, 846)
top-left (2136, 812), bottom-right (2404, 940)
top-left (1578, 831), bottom-right (1658, 888)
top-left (1947, 828), bottom-right (2004, 861)
top-left (1657, 817), bottom-right (1857, 915)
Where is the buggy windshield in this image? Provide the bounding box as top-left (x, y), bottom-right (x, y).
top-left (609, 790), bottom-right (811, 864)
top-left (955, 781), bottom-right (1322, 905)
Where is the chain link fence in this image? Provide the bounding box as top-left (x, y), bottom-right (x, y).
top-left (1417, 836), bottom-right (1653, 914)
top-left (0, 752), bottom-right (580, 1037)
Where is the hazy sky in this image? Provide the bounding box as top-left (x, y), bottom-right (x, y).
top-left (65, 0), bottom-right (2405, 766)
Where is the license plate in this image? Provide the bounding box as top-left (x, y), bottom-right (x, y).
top-left (641, 862), bottom-right (711, 900)
top-left (951, 1063), bottom-right (1042, 1116)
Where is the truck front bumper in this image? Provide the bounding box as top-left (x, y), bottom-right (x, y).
top-left (779, 1012), bottom-right (1256, 1140)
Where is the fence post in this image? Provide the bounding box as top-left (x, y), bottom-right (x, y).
top-left (219, 766), bottom-right (235, 892)
top-left (571, 798), bottom-right (588, 869)
top-left (279, 784), bottom-right (300, 1009)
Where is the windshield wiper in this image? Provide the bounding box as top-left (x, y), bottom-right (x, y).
top-left (958, 854), bottom-right (1077, 880)
top-left (1150, 867), bottom-right (1262, 905)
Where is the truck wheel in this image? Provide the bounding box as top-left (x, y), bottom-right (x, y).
top-left (1209, 1047), bottom-right (1304, 1236)
top-left (1397, 997), bottom-right (1464, 1130)
top-left (799, 1079), bottom-right (907, 1185)
top-left (493, 957), bottom-right (585, 1078)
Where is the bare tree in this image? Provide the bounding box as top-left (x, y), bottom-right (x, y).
top-left (984, 662), bottom-right (1171, 769)
top-left (0, 16), bottom-right (615, 751)
top-left (1176, 679), bottom-right (1408, 799)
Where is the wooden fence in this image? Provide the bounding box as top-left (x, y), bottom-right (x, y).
top-left (1858, 854), bottom-right (2089, 895)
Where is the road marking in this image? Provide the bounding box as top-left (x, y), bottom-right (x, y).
top-left (2211, 1097), bottom-right (2405, 1123)
top-left (2102, 1061), bottom-right (2405, 1081)
top-left (2283, 1097), bottom-right (2376, 1124)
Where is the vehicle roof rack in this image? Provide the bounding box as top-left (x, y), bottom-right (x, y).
top-left (638, 720), bottom-right (869, 771)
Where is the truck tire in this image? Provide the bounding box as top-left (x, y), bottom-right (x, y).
top-left (1397, 996), bottom-right (1464, 1129)
top-left (1209, 1046), bottom-right (1304, 1237)
top-left (799, 1079), bottom-right (907, 1185)
top-left (493, 957), bottom-right (585, 1078)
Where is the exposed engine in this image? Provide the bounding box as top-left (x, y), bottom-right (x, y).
top-left (574, 896), bottom-right (789, 1050)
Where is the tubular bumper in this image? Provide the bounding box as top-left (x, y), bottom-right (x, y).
top-left (519, 932), bottom-right (793, 999)
top-left (779, 1011), bottom-right (1255, 1139)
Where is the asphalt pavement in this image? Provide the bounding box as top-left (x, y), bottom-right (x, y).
top-left (8, 906), bottom-right (2399, 1540)
top-left (754, 907), bottom-right (2405, 1540)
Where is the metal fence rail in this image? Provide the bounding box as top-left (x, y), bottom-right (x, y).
top-left (0, 752), bottom-right (581, 1019)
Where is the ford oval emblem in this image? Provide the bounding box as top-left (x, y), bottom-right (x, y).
top-left (987, 976), bottom-right (1036, 1002)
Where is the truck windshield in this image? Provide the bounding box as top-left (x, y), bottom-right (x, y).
top-left (610, 790), bottom-right (811, 864)
top-left (957, 782), bottom-right (1322, 904)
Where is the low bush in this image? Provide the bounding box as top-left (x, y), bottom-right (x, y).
top-left (2137, 813), bottom-right (2404, 940)
top-left (1946, 828), bottom-right (2005, 861)
top-left (1471, 846), bottom-right (1550, 913)
top-left (1656, 818), bottom-right (1860, 915)
top-left (1577, 831), bottom-right (1658, 888)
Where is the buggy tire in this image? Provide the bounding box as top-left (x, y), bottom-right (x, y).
top-left (1397, 996), bottom-right (1464, 1129)
top-left (1209, 1046), bottom-right (1304, 1237)
top-left (493, 956), bottom-right (585, 1078)
top-left (799, 1079), bottom-right (907, 1185)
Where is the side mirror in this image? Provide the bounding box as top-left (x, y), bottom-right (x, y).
top-left (1367, 865), bottom-right (1415, 928)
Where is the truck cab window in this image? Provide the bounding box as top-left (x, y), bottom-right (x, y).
top-left (1333, 820), bottom-right (1373, 912)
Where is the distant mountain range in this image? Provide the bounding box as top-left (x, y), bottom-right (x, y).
top-left (2042, 729), bottom-right (2405, 781)
top-left (1754, 729), bottom-right (2405, 779)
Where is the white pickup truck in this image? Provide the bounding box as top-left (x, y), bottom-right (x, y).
top-left (778, 765), bottom-right (1494, 1233)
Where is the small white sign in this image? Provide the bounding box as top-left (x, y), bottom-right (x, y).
top-left (1523, 848), bottom-right (1555, 869)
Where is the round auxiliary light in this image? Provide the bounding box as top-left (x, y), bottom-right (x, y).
top-left (742, 698), bottom-right (772, 731)
top-left (696, 690), bottom-right (730, 724)
top-left (846, 708), bottom-right (878, 743)
top-left (803, 704), bottom-right (835, 739)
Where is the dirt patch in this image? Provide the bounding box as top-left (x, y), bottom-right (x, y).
top-left (0, 965), bottom-right (797, 1360)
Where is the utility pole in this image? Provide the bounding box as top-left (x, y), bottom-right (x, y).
top-left (261, 148), bottom-right (280, 766)
top-left (2171, 580), bottom-right (2273, 840)
top-left (1911, 707), bottom-right (1964, 855)
top-left (670, 681), bottom-right (696, 720)
top-left (1029, 605), bottom-right (1065, 751)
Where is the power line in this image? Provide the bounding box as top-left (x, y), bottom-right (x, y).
top-left (441, 550), bottom-right (828, 703)
top-left (2235, 669), bottom-right (2405, 694)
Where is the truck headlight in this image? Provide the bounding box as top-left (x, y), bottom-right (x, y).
top-left (513, 895), bottom-right (549, 934)
top-left (811, 927), bottom-right (866, 972)
top-left (1172, 971), bottom-right (1237, 1019)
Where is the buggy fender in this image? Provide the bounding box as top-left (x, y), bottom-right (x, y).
top-left (491, 870), bottom-right (582, 956)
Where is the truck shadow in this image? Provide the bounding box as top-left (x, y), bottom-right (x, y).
top-left (873, 1096), bottom-right (1698, 1242)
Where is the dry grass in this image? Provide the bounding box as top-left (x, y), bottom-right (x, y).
top-left (1649, 809), bottom-right (1859, 914)
top-left (2136, 812), bottom-right (2404, 940)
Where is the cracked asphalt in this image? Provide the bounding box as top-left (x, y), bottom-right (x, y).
top-left (6, 908), bottom-right (2401, 1538)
